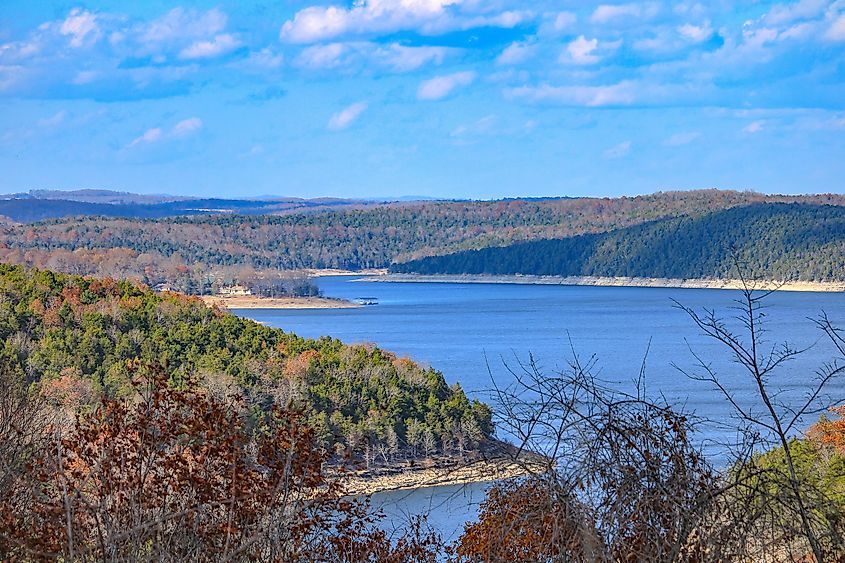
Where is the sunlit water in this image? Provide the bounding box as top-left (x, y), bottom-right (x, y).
top-left (235, 276), bottom-right (845, 542)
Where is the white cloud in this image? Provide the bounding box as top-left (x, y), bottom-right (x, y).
top-left (173, 117), bottom-right (203, 137)
top-left (296, 43), bottom-right (348, 69)
top-left (673, 3), bottom-right (706, 18)
top-left (603, 140), bottom-right (631, 159)
top-left (461, 11), bottom-right (531, 29)
top-left (328, 102), bottom-right (368, 130)
top-left (487, 68), bottom-right (530, 84)
top-left (743, 120), bottom-right (764, 133)
top-left (71, 70), bottom-right (99, 85)
top-left (664, 131), bottom-right (700, 146)
top-left (279, 0), bottom-right (527, 43)
top-left (178, 33), bottom-right (240, 59)
top-left (552, 11), bottom-right (577, 31)
top-left (60, 8), bottom-right (100, 48)
top-left (591, 3), bottom-right (658, 24)
top-left (239, 144), bottom-right (265, 158)
top-left (417, 71), bottom-right (475, 100)
top-left (129, 117), bottom-right (203, 147)
top-left (825, 14), bottom-right (845, 41)
top-left (377, 44), bottom-right (449, 71)
top-left (294, 42), bottom-right (450, 72)
top-left (451, 115), bottom-right (496, 137)
top-left (141, 8), bottom-right (227, 44)
top-left (0, 65), bottom-right (24, 92)
top-left (109, 31), bottom-right (125, 46)
top-left (495, 41), bottom-right (535, 66)
top-left (280, 0), bottom-right (462, 43)
top-left (563, 36), bottom-right (600, 65)
top-left (129, 127), bottom-right (163, 147)
top-left (764, 0), bottom-right (827, 26)
top-left (678, 20), bottom-right (713, 42)
top-left (632, 32), bottom-right (672, 52)
top-left (777, 21), bottom-right (815, 40)
top-left (827, 115), bottom-right (845, 129)
top-left (37, 111), bottom-right (66, 127)
top-left (245, 48), bottom-right (284, 69)
top-left (0, 38), bottom-right (41, 60)
top-left (796, 112), bottom-right (845, 130)
top-left (506, 82), bottom-right (635, 107)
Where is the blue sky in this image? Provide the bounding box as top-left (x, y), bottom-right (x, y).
top-left (0, 1), bottom-right (844, 199)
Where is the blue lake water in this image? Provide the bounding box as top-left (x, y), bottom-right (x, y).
top-left (235, 276), bottom-right (845, 542)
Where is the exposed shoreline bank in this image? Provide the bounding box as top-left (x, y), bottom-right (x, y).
top-left (304, 268), bottom-right (388, 276)
top-left (200, 295), bottom-right (360, 309)
top-left (343, 457), bottom-right (542, 495)
top-left (358, 273), bottom-right (845, 293)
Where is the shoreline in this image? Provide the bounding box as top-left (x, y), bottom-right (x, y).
top-left (342, 457), bottom-right (543, 496)
top-left (304, 267), bottom-right (388, 277)
top-left (200, 295), bottom-right (360, 309)
top-left (358, 273), bottom-right (845, 293)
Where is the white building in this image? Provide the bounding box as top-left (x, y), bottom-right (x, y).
top-left (218, 284), bottom-right (252, 296)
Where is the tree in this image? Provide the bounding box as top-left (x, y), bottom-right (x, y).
top-left (0, 362), bottom-right (442, 562)
top-left (459, 349), bottom-right (721, 561)
top-left (674, 265), bottom-right (845, 561)
top-left (422, 430), bottom-right (436, 459)
top-left (456, 476), bottom-right (601, 561)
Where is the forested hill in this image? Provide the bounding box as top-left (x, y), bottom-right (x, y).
top-left (391, 203), bottom-right (845, 282)
top-left (0, 263), bottom-right (492, 462)
top-left (3, 191), bottom-right (844, 279)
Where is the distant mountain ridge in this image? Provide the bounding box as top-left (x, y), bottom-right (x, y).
top-left (0, 190), bottom-right (401, 222)
top-left (1, 189), bottom-right (187, 205)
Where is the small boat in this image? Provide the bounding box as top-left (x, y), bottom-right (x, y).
top-left (354, 297), bottom-right (379, 305)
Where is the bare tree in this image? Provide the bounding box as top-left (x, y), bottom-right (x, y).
top-left (0, 357), bottom-right (49, 516)
top-left (673, 264), bottom-right (845, 561)
top-left (461, 261), bottom-right (845, 561)
top-left (464, 346), bottom-right (722, 562)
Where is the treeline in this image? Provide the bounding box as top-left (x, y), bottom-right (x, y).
top-left (3, 191), bottom-right (843, 281)
top-left (0, 263), bottom-right (491, 465)
top-left (392, 203), bottom-right (845, 281)
top-left (0, 247), bottom-right (323, 297)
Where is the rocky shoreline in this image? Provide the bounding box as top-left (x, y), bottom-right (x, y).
top-left (358, 273), bottom-right (845, 293)
top-left (342, 456), bottom-right (545, 495)
top-left (200, 295), bottom-right (360, 309)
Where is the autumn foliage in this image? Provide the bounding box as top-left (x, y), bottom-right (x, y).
top-left (808, 405), bottom-right (845, 454)
top-left (0, 361), bottom-right (441, 562)
top-left (456, 477), bottom-right (600, 561)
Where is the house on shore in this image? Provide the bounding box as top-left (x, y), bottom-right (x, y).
top-left (219, 284), bottom-right (252, 296)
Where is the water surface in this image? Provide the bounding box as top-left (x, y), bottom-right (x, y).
top-left (235, 277), bottom-right (845, 541)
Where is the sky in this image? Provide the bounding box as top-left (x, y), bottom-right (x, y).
top-left (0, 1), bottom-right (844, 199)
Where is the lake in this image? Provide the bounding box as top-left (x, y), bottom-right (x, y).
top-left (235, 276), bottom-right (845, 542)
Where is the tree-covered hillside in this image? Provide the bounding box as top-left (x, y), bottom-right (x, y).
top-left (2, 191), bottom-right (844, 291)
top-left (0, 263), bottom-right (491, 463)
top-left (392, 203), bottom-right (845, 281)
